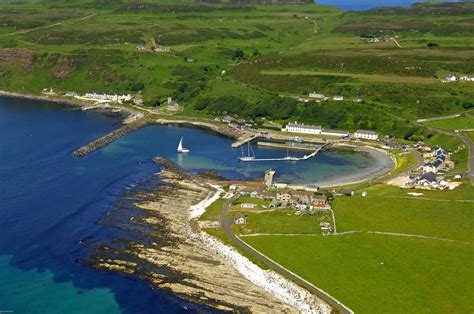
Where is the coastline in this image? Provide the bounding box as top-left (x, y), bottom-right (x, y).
top-left (0, 90), bottom-right (396, 188)
top-left (312, 144), bottom-right (396, 189)
top-left (90, 158), bottom-right (331, 312)
top-left (0, 90), bottom-right (138, 119)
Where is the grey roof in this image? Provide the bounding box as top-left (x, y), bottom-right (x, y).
top-left (355, 129), bottom-right (378, 135)
top-left (287, 122), bottom-right (322, 130)
top-left (420, 172), bottom-right (437, 182)
top-left (235, 213), bottom-right (247, 220)
top-left (322, 129), bottom-right (350, 135)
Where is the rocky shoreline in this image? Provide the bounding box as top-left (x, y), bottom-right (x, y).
top-left (88, 158), bottom-right (331, 313)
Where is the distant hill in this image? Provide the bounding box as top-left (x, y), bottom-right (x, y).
top-left (198, 0), bottom-right (313, 3)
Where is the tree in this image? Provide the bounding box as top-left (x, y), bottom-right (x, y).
top-left (232, 49), bottom-right (245, 60)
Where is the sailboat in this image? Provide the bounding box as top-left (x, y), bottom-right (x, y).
top-left (284, 149), bottom-right (299, 161)
top-left (239, 142), bottom-right (255, 162)
top-left (177, 137), bottom-right (190, 153)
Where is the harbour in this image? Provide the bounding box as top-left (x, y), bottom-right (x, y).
top-left (0, 96), bottom-right (395, 313)
top-left (239, 142), bottom-right (332, 162)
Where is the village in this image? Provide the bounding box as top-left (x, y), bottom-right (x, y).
top-left (389, 144), bottom-right (463, 190)
top-left (218, 169), bottom-right (336, 234)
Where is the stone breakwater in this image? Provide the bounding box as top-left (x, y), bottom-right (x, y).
top-left (89, 158), bottom-right (331, 312)
top-left (73, 116), bottom-right (154, 156)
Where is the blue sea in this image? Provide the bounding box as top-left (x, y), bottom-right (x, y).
top-left (0, 97), bottom-right (377, 313)
top-left (316, 0), bottom-right (464, 11)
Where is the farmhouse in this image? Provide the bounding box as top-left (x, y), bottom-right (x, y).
top-left (441, 74), bottom-right (457, 83)
top-left (354, 130), bottom-right (379, 141)
top-left (167, 97), bottom-right (180, 111)
top-left (240, 203), bottom-right (257, 209)
top-left (234, 214), bottom-right (247, 225)
top-left (222, 115), bottom-right (234, 123)
top-left (284, 122), bottom-right (322, 135)
top-left (308, 92), bottom-right (328, 101)
top-left (312, 195), bottom-right (328, 208)
top-left (276, 192), bottom-right (292, 202)
top-left (153, 46), bottom-right (170, 53)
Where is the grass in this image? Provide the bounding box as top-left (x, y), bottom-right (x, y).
top-left (424, 116), bottom-right (474, 131)
top-left (0, 1), bottom-right (473, 141)
top-left (392, 150), bottom-right (419, 173)
top-left (332, 184), bottom-right (474, 242)
top-left (244, 233), bottom-right (474, 314)
top-left (261, 69), bottom-right (440, 84)
top-left (232, 208), bottom-right (333, 235)
top-left (232, 181), bottom-right (474, 313)
top-left (198, 198), bottom-right (225, 221)
top-left (463, 131), bottom-right (474, 143)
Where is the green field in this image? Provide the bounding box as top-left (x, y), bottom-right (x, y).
top-left (198, 198), bottom-right (225, 221)
top-left (0, 0), bottom-right (473, 140)
top-left (232, 208), bottom-right (332, 235)
top-left (236, 182), bottom-right (474, 312)
top-left (424, 116), bottom-right (474, 131)
top-left (332, 184), bottom-right (474, 242)
top-left (464, 131), bottom-right (474, 143)
top-left (244, 234), bottom-right (473, 314)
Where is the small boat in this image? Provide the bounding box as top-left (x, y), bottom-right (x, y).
top-left (177, 137), bottom-right (190, 153)
top-left (239, 142), bottom-right (255, 162)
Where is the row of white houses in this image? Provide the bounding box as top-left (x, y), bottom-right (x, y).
top-left (283, 122), bottom-right (379, 140)
top-left (82, 92), bottom-right (132, 103)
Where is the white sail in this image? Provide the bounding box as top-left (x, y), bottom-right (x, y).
top-left (177, 137), bottom-right (190, 153)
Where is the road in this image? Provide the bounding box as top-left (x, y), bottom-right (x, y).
top-left (220, 197), bottom-right (353, 314)
top-left (2, 13), bottom-right (96, 37)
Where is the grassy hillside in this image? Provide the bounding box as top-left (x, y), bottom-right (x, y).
top-left (0, 0), bottom-right (472, 140)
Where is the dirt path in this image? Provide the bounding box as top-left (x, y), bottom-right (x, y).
top-left (2, 13), bottom-right (96, 36)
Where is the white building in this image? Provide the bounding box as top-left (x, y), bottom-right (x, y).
top-left (308, 92), bottom-right (328, 101)
top-left (82, 92), bottom-right (132, 103)
top-left (460, 75), bottom-right (474, 82)
top-left (284, 122), bottom-right (322, 135)
top-left (353, 130), bottom-right (379, 141)
top-left (234, 214), bottom-right (247, 225)
top-left (441, 74), bottom-right (457, 83)
top-left (240, 203), bottom-right (257, 209)
top-left (333, 95), bottom-right (344, 101)
top-left (321, 129), bottom-right (350, 138)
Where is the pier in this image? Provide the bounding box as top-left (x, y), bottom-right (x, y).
top-left (232, 133), bottom-right (261, 148)
top-left (240, 143), bottom-right (332, 162)
top-left (73, 116), bottom-right (154, 157)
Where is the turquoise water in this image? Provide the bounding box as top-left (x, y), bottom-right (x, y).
top-left (0, 97), bottom-right (380, 313)
top-left (316, 0), bottom-right (463, 10)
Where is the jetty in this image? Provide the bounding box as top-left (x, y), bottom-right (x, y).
top-left (73, 116), bottom-right (154, 157)
top-left (232, 133), bottom-right (261, 148)
top-left (240, 143), bottom-right (332, 162)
